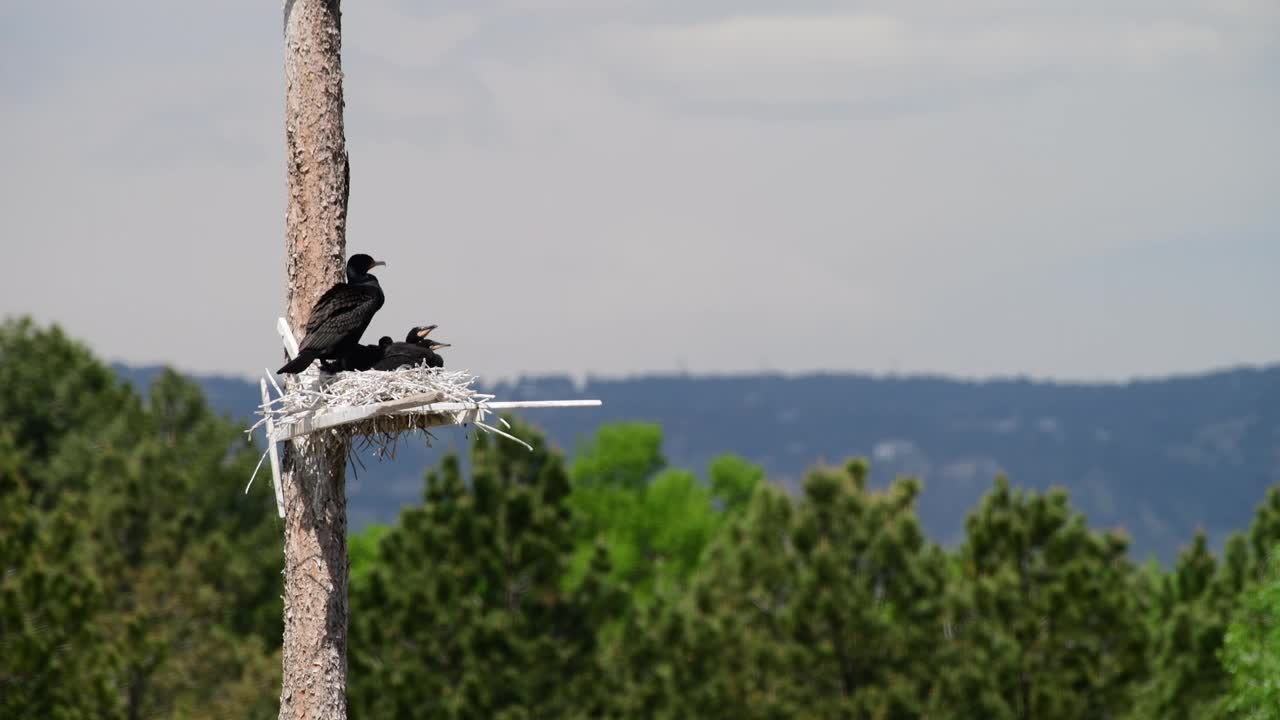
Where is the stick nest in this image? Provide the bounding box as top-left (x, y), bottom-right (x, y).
top-left (252, 366), bottom-right (520, 459)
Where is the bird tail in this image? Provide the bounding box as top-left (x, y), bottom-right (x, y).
top-left (277, 350), bottom-right (317, 375)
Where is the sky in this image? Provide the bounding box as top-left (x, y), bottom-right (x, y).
top-left (1, 0), bottom-right (1277, 383)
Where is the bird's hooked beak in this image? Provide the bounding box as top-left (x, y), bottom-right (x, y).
top-left (369, 260), bottom-right (387, 270)
top-left (431, 341), bottom-right (451, 349)
top-left (415, 324), bottom-right (439, 338)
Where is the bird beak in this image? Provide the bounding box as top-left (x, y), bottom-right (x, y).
top-left (370, 260), bottom-right (387, 269)
top-left (416, 324), bottom-right (438, 338)
top-left (434, 342), bottom-right (451, 349)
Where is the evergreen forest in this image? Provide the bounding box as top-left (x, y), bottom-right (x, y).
top-left (5, 317), bottom-right (1280, 719)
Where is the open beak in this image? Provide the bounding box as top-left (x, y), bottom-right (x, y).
top-left (415, 324), bottom-right (439, 338)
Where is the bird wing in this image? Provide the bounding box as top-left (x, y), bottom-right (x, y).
top-left (298, 284), bottom-right (384, 353)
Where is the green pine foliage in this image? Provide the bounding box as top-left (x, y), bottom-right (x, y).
top-left (1220, 546), bottom-right (1280, 718)
top-left (1130, 533), bottom-right (1233, 719)
top-left (347, 419), bottom-right (625, 719)
top-left (0, 433), bottom-right (122, 719)
top-left (0, 318), bottom-right (282, 718)
top-left (7, 315), bottom-right (1280, 718)
top-left (940, 478), bottom-right (1147, 718)
top-left (605, 460), bottom-right (949, 718)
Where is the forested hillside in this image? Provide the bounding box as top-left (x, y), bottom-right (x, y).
top-left (119, 360), bottom-right (1280, 562)
top-left (8, 317), bottom-right (1280, 717)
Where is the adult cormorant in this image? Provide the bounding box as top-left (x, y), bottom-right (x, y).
top-left (277, 254), bottom-right (386, 374)
top-left (373, 326), bottom-right (450, 370)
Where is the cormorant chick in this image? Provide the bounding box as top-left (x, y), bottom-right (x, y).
top-left (321, 336), bottom-right (393, 373)
top-left (374, 326), bottom-right (450, 370)
top-left (277, 254), bottom-right (386, 374)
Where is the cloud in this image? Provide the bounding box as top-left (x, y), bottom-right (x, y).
top-left (596, 13), bottom-right (1235, 107)
top-left (0, 0), bottom-right (1277, 381)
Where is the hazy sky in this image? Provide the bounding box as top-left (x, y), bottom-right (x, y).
top-left (2, 1), bottom-right (1277, 382)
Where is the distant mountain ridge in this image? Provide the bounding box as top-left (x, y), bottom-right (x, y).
top-left (113, 364), bottom-right (1280, 563)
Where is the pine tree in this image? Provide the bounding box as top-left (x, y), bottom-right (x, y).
top-left (937, 477), bottom-right (1147, 719)
top-left (1132, 533), bottom-right (1233, 719)
top-left (0, 319), bottom-right (284, 717)
top-left (80, 370), bottom-right (283, 718)
top-left (348, 418), bottom-right (623, 719)
top-left (1220, 545), bottom-right (1280, 719)
top-left (610, 459), bottom-right (949, 718)
top-left (0, 431), bottom-right (123, 719)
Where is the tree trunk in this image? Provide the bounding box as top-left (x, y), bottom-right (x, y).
top-left (280, 1), bottom-right (351, 719)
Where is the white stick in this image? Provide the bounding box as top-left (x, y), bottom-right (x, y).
top-left (473, 420), bottom-right (534, 452)
top-left (272, 391), bottom-right (445, 441)
top-left (269, 398), bottom-right (602, 442)
top-left (245, 448), bottom-right (270, 494)
top-left (265, 367), bottom-right (285, 401)
top-left (261, 378), bottom-right (286, 518)
top-left (481, 400), bottom-right (602, 410)
top-left (277, 316), bottom-right (301, 359)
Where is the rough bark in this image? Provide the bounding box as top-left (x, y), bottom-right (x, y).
top-left (280, 1), bottom-right (351, 719)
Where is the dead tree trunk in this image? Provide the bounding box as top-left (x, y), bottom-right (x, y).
top-left (280, 1), bottom-right (351, 718)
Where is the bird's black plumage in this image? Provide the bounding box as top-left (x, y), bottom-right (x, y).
top-left (321, 336), bottom-right (392, 373)
top-left (277, 254), bottom-right (386, 374)
top-left (373, 326), bottom-right (449, 370)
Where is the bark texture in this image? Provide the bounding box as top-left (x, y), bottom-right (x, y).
top-left (280, 1), bottom-right (351, 719)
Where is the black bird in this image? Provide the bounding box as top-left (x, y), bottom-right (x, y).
top-left (324, 323), bottom-right (439, 372)
top-left (277, 254), bottom-right (386, 374)
top-left (374, 326), bottom-right (450, 370)
top-left (321, 335), bottom-right (393, 373)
